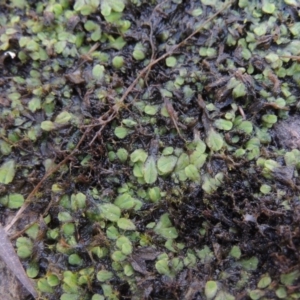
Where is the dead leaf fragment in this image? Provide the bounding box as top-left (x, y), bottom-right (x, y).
top-left (0, 225), bottom-right (37, 298)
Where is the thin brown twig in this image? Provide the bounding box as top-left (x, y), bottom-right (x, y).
top-left (104, 0), bottom-right (234, 113)
top-left (5, 128), bottom-right (91, 233)
top-left (278, 55), bottom-right (300, 61)
top-left (142, 0), bottom-right (169, 83)
top-left (0, 225), bottom-right (38, 297)
top-left (5, 0), bottom-right (233, 234)
top-left (89, 0), bottom-right (234, 144)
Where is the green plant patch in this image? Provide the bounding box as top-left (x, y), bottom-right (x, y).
top-left (2, 0), bottom-right (300, 299)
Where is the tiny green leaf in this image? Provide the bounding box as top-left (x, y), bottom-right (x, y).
top-left (97, 270), bottom-right (113, 282)
top-left (229, 245), bottom-right (241, 259)
top-left (91, 295), bottom-right (104, 300)
top-left (122, 118), bottom-right (137, 127)
top-left (262, 1), bottom-right (276, 14)
top-left (249, 289), bottom-right (265, 300)
top-left (61, 294), bottom-right (79, 300)
top-left (116, 148), bottom-right (128, 163)
top-left (114, 126), bottom-right (128, 139)
top-left (54, 41), bottom-right (66, 54)
top-left (114, 193), bottom-right (135, 210)
top-left (158, 227), bottom-right (178, 239)
top-left (214, 119), bottom-right (233, 131)
top-left (254, 23), bottom-right (267, 36)
top-left (106, 226), bottom-right (119, 240)
top-left (58, 212), bottom-right (73, 222)
top-left (133, 50), bottom-right (145, 60)
top-left (185, 164), bottom-right (200, 182)
top-left (265, 53), bottom-right (279, 63)
top-left (154, 213), bottom-right (178, 239)
top-left (215, 291), bottom-right (235, 300)
top-left (116, 236), bottom-right (130, 248)
top-left (121, 242), bottom-right (133, 255)
top-left (205, 281), bottom-right (218, 299)
top-left (257, 274), bottom-right (271, 288)
top-left (155, 259), bottom-right (171, 276)
top-left (92, 65), bottom-right (105, 80)
top-left (0, 160), bottom-right (16, 184)
top-left (123, 264), bottom-right (134, 276)
top-left (71, 193), bottom-right (86, 210)
top-left (264, 159), bottom-right (279, 171)
top-left (144, 105), bottom-right (159, 115)
top-left (284, 0), bottom-right (298, 5)
top-left (62, 223), bottom-right (75, 236)
top-left (26, 40), bottom-right (39, 52)
top-left (206, 129), bottom-right (223, 151)
top-left (16, 237), bottom-right (33, 259)
top-left (232, 82), bottom-right (247, 98)
top-left (68, 254), bottom-right (83, 265)
top-left (240, 256), bottom-right (258, 271)
top-left (111, 250), bottom-right (127, 262)
top-left (162, 147), bottom-right (174, 155)
top-left (0, 140), bottom-right (11, 155)
top-left (116, 236), bottom-right (133, 255)
top-left (28, 97), bottom-right (41, 112)
top-left (100, 1), bottom-right (111, 16)
top-left (133, 162), bottom-right (144, 178)
top-left (175, 153), bottom-right (189, 171)
top-left (148, 187), bottom-right (161, 203)
top-left (155, 213), bottom-right (172, 230)
top-left (276, 287), bottom-right (287, 299)
top-left (27, 264), bottom-right (39, 278)
top-left (260, 184), bottom-right (271, 194)
top-left (171, 257), bottom-right (183, 273)
top-left (280, 271), bottom-right (300, 286)
top-left (157, 155), bottom-right (177, 175)
top-left (196, 246), bottom-right (214, 263)
top-left (110, 0), bottom-right (125, 12)
top-left (37, 278), bottom-right (53, 293)
top-left (236, 121), bottom-right (253, 134)
top-left (108, 36), bottom-right (126, 50)
top-left (192, 8), bottom-right (203, 16)
top-left (6, 193), bottom-right (24, 209)
top-left (112, 56), bottom-right (124, 69)
top-left (84, 21), bottom-right (98, 32)
top-left (117, 218), bottom-right (136, 230)
top-left (133, 42), bottom-right (145, 60)
top-left (55, 111), bottom-right (72, 124)
top-left (144, 156), bottom-right (158, 184)
top-left (130, 149), bottom-right (148, 163)
top-left (166, 56), bottom-right (177, 67)
top-left (190, 151), bottom-right (207, 169)
top-left (47, 274), bottom-right (59, 287)
top-left (41, 121), bottom-right (55, 131)
top-left (262, 114), bottom-right (277, 124)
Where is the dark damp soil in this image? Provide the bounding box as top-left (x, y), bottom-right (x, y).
top-left (1, 0), bottom-right (300, 299)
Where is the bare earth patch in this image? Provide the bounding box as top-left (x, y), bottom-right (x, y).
top-left (274, 116), bottom-right (300, 150)
top-left (0, 258), bottom-right (31, 300)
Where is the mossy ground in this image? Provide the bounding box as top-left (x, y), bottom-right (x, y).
top-left (1, 0), bottom-right (300, 299)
